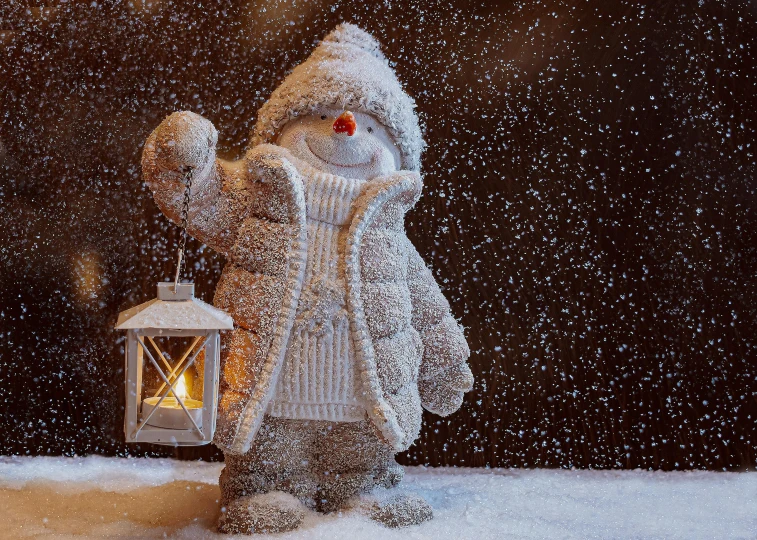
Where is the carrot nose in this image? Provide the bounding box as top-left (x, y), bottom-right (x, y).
top-left (333, 111), bottom-right (357, 136)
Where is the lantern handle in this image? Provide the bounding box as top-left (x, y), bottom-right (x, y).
top-left (174, 166), bottom-right (194, 293)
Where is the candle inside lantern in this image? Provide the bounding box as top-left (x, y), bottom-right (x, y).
top-left (141, 374), bottom-right (203, 430)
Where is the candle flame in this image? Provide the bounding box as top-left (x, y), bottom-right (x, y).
top-left (172, 373), bottom-right (189, 401)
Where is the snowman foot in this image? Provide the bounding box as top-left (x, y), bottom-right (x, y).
top-left (362, 491), bottom-right (433, 528)
top-left (218, 491), bottom-right (305, 534)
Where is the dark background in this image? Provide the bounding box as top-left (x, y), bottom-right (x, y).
top-left (1, 0), bottom-right (755, 470)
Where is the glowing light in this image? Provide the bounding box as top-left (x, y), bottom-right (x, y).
top-left (172, 373), bottom-right (189, 401)
top-left (71, 250), bottom-right (103, 307)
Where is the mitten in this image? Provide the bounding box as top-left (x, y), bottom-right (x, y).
top-left (418, 362), bottom-right (474, 416)
top-left (151, 110), bottom-right (217, 174)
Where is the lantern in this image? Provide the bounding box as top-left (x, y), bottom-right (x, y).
top-left (116, 282), bottom-right (233, 446)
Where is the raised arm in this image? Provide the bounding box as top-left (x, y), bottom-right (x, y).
top-left (406, 243), bottom-right (473, 416)
top-left (141, 111), bottom-right (251, 255)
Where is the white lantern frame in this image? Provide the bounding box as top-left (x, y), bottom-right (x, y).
top-left (116, 282), bottom-right (233, 446)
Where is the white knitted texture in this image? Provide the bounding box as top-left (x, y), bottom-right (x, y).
top-left (267, 170), bottom-right (366, 422)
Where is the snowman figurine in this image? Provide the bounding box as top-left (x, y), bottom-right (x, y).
top-left (142, 23), bottom-right (473, 534)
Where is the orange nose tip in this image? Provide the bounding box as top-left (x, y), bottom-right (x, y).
top-left (333, 111), bottom-right (357, 136)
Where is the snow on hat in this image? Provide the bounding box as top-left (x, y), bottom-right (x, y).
top-left (250, 23), bottom-right (425, 171)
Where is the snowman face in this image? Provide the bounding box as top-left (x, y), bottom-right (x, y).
top-left (276, 108), bottom-right (401, 180)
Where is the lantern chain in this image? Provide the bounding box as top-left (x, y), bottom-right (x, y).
top-left (173, 166), bottom-right (193, 291)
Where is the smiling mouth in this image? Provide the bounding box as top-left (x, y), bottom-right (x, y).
top-left (306, 139), bottom-right (374, 168)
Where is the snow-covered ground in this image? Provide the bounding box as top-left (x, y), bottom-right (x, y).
top-left (0, 456), bottom-right (753, 539)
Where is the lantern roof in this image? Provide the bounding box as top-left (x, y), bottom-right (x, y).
top-left (115, 283), bottom-right (234, 330)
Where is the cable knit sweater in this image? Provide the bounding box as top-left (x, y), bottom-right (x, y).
top-left (267, 170), bottom-right (366, 422)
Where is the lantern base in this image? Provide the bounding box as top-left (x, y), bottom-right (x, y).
top-left (125, 423), bottom-right (213, 446)
top-left (149, 441), bottom-right (214, 447)
top-left (140, 397), bottom-right (203, 430)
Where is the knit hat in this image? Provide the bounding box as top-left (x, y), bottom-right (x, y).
top-left (250, 23), bottom-right (425, 171)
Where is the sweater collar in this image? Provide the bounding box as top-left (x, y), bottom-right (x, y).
top-left (294, 162), bottom-right (366, 225)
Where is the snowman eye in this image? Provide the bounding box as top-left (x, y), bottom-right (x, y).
top-left (321, 115), bottom-right (327, 120)
top-left (367, 127), bottom-right (373, 133)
